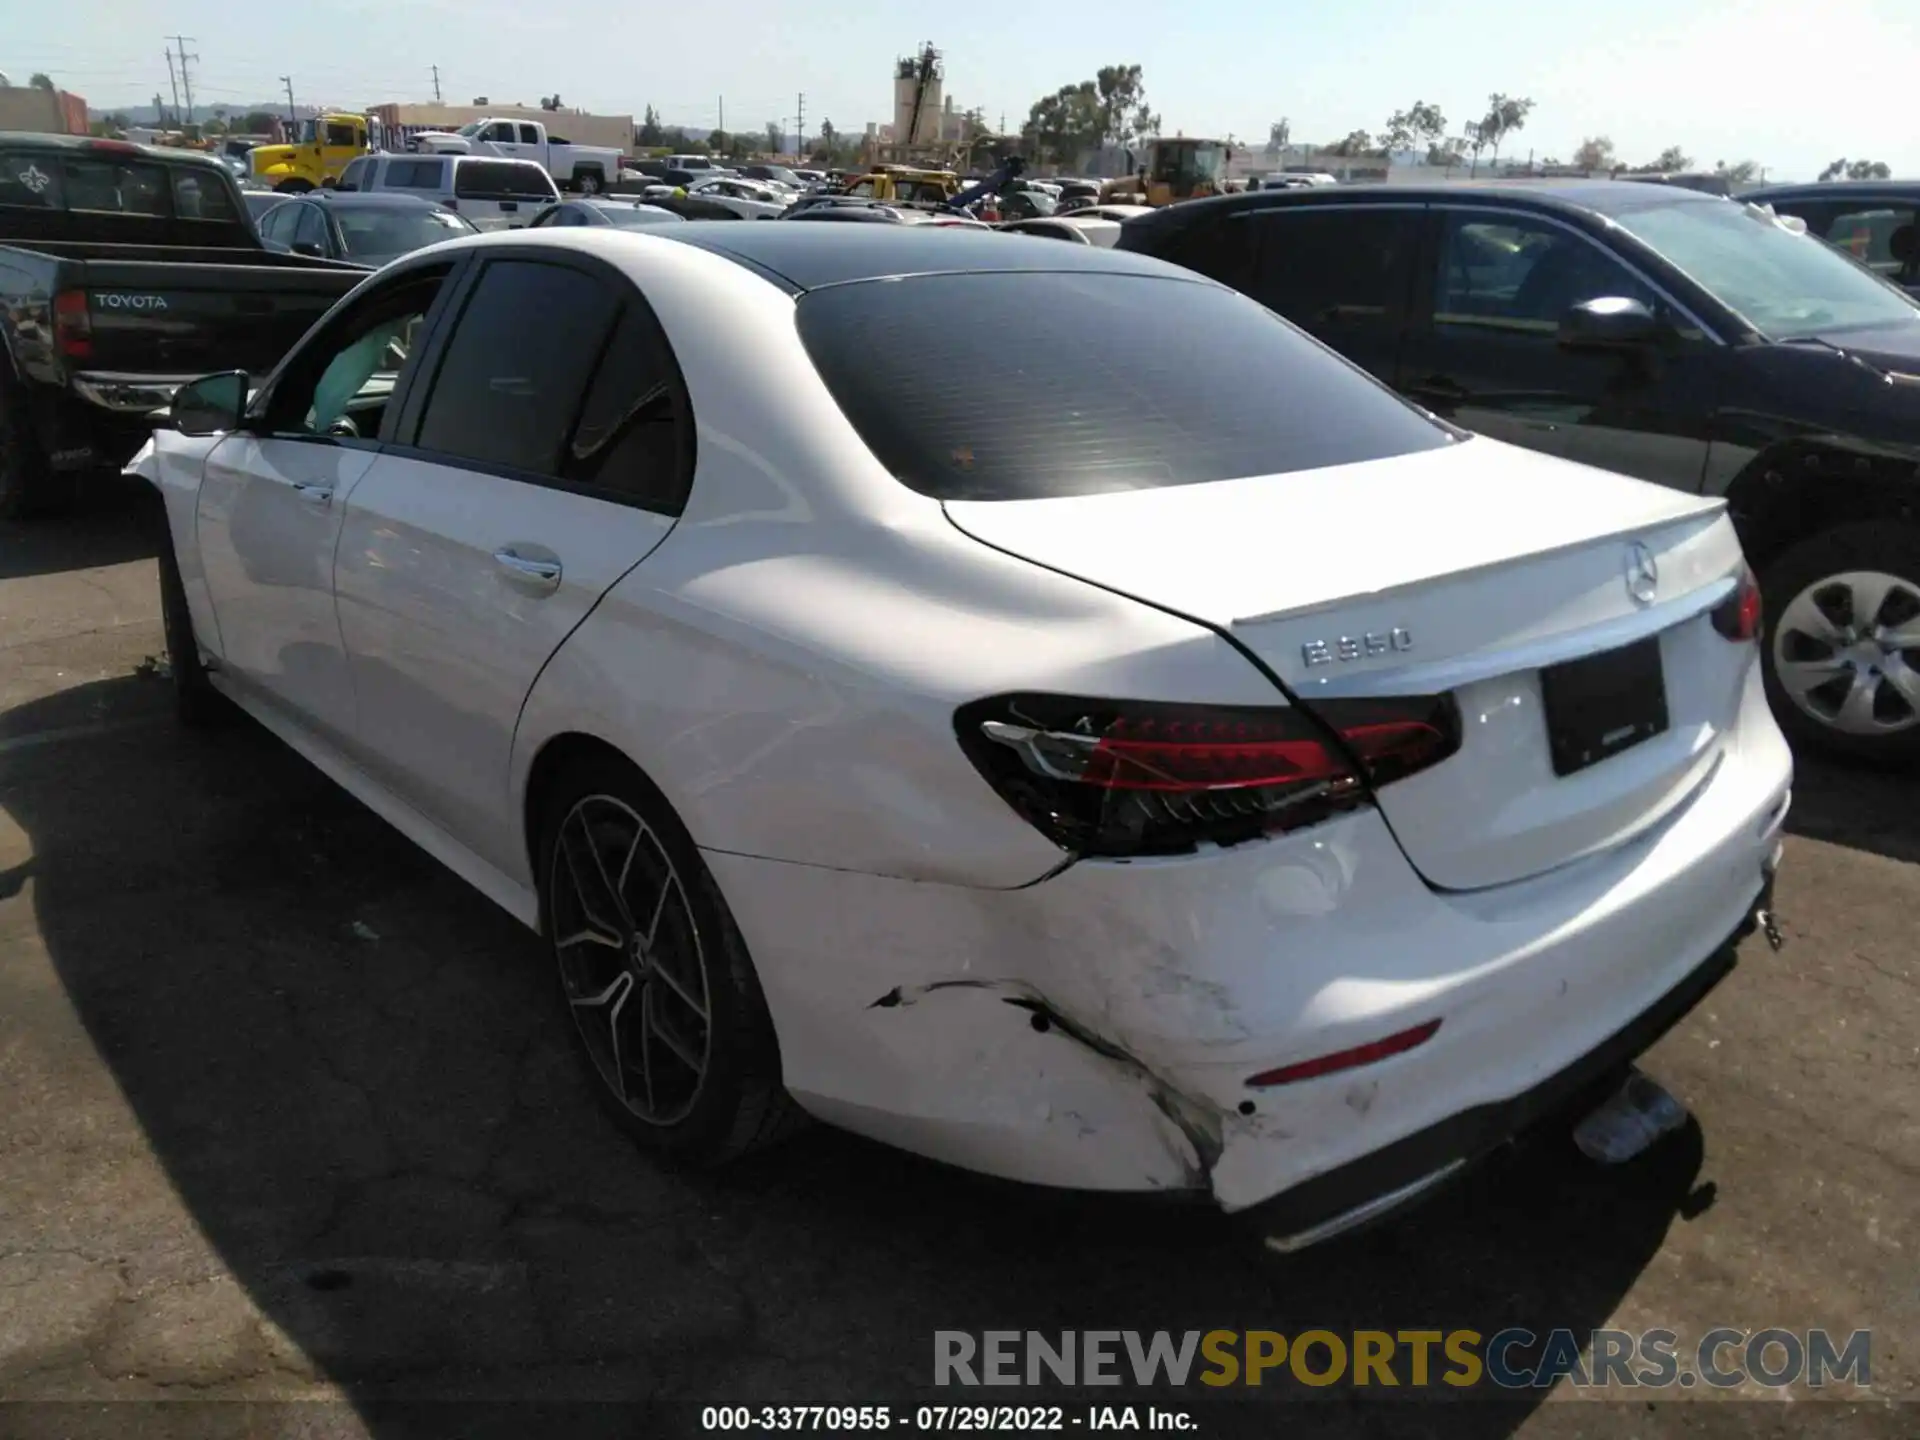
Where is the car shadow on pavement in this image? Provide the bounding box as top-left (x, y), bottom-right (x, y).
top-left (1784, 751), bottom-right (1920, 866)
top-left (0, 475), bottom-right (160, 582)
top-left (4, 674), bottom-right (1730, 1437)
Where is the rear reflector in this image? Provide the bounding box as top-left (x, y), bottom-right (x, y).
top-left (1711, 564), bottom-right (1762, 642)
top-left (53, 289), bottom-right (92, 360)
top-left (957, 692), bottom-right (1459, 858)
top-left (1246, 1019), bottom-right (1443, 1089)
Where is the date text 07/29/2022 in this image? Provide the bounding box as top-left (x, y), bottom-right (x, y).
top-left (701, 1405), bottom-right (1191, 1432)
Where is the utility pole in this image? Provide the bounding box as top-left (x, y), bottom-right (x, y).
top-left (164, 51), bottom-right (180, 125)
top-left (795, 92), bottom-right (805, 150)
top-left (168, 36), bottom-right (198, 123)
top-left (431, 65), bottom-right (442, 103)
top-left (717, 96), bottom-right (724, 135)
top-left (280, 76), bottom-right (297, 128)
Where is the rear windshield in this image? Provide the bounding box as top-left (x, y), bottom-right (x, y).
top-left (454, 160), bottom-right (559, 201)
top-left (795, 271), bottom-right (1454, 501)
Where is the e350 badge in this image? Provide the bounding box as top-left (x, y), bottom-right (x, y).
top-left (1302, 628), bottom-right (1414, 667)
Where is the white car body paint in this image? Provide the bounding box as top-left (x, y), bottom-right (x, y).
top-left (135, 226), bottom-right (1793, 1225)
top-left (686, 179), bottom-right (792, 219)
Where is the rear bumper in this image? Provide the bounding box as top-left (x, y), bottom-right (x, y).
top-left (706, 655), bottom-right (1792, 1231)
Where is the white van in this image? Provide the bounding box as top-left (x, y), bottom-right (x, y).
top-left (336, 153), bottom-right (560, 230)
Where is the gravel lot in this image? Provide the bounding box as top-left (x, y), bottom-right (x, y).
top-left (1, 481), bottom-right (1915, 1439)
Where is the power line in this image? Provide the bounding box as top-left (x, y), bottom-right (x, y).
top-left (432, 65), bottom-right (442, 103)
top-left (168, 36), bottom-right (198, 123)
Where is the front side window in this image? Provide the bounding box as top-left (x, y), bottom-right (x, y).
top-left (412, 260), bottom-right (616, 475)
top-left (1616, 197), bottom-right (1920, 338)
top-left (797, 271), bottom-right (1454, 502)
top-left (1247, 208), bottom-right (1421, 324)
top-left (325, 123), bottom-right (360, 148)
top-left (1433, 213), bottom-right (1658, 331)
top-left (485, 123), bottom-right (515, 142)
top-left (258, 203), bottom-right (298, 245)
top-left (265, 268), bottom-right (449, 438)
top-left (291, 203), bottom-right (330, 253)
top-left (336, 157), bottom-right (371, 192)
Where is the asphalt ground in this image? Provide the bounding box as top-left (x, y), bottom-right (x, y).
top-left (0, 479), bottom-right (1914, 1439)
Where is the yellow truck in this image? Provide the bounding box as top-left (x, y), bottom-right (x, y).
top-left (1098, 138), bottom-right (1232, 207)
top-left (249, 114), bottom-right (372, 193)
top-left (837, 166), bottom-right (962, 206)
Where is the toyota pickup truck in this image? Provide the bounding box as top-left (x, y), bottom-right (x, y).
top-left (1, 132), bottom-right (365, 519)
top-left (407, 118), bottom-right (621, 194)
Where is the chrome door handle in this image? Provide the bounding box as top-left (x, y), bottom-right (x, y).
top-left (493, 548), bottom-right (562, 584)
top-left (291, 481), bottom-right (333, 505)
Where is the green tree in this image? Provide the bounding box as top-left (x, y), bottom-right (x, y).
top-left (243, 111), bottom-right (277, 134)
top-left (1022, 81), bottom-right (1101, 165)
top-left (1266, 119), bottom-right (1290, 158)
top-left (1572, 135), bottom-right (1615, 171)
top-left (1844, 158), bottom-right (1891, 179)
top-left (1092, 63), bottom-right (1157, 148)
top-left (707, 128), bottom-right (732, 157)
top-left (1382, 100), bottom-right (1446, 157)
top-left (637, 105), bottom-right (664, 147)
top-left (1714, 158), bottom-right (1760, 184)
top-left (29, 72), bottom-right (55, 91)
top-left (1326, 129), bottom-right (1376, 158)
top-left (1473, 93), bottom-right (1535, 169)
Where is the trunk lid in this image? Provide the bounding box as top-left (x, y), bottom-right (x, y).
top-left (945, 439), bottom-right (1747, 891)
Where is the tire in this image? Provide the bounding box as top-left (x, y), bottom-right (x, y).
top-left (273, 178), bottom-right (314, 194)
top-left (1759, 520), bottom-right (1920, 765)
top-left (575, 170), bottom-right (602, 196)
top-left (154, 511), bottom-right (232, 728)
top-left (0, 374), bottom-right (58, 523)
top-left (535, 752), bottom-right (803, 1166)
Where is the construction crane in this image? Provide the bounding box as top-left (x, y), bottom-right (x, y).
top-left (900, 43), bottom-right (939, 154)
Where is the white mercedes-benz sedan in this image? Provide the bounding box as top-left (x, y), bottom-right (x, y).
top-left (130, 224), bottom-right (1792, 1249)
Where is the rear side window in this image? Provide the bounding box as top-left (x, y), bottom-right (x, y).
top-left (0, 150), bottom-right (62, 210)
top-left (413, 260), bottom-right (615, 475)
top-left (383, 158), bottom-right (445, 190)
top-left (796, 272), bottom-right (1454, 502)
top-left (454, 160), bottom-right (559, 201)
top-left (561, 302), bottom-right (696, 514)
top-left (1246, 208), bottom-right (1422, 322)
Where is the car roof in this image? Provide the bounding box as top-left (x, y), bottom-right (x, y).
top-left (1137, 177), bottom-right (1732, 228)
top-left (0, 129), bottom-right (229, 173)
top-left (657, 220), bottom-right (1193, 290)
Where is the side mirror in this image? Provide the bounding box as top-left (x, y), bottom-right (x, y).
top-left (1559, 296), bottom-right (1665, 349)
top-left (171, 371), bottom-right (249, 436)
top-left (292, 240), bottom-right (324, 257)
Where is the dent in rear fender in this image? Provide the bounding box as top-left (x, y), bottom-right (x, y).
top-left (507, 501), bottom-right (1284, 891)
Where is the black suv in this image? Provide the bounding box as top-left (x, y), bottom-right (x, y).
top-left (1119, 181), bottom-right (1920, 764)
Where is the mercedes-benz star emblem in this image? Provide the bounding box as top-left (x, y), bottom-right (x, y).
top-left (1625, 542), bottom-right (1659, 606)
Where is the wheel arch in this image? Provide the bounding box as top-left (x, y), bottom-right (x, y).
top-left (1723, 438), bottom-right (1920, 574)
top-left (519, 730), bottom-right (692, 922)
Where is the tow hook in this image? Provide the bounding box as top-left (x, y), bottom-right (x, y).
top-left (1755, 908), bottom-right (1784, 952)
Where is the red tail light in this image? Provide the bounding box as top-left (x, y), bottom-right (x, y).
top-left (1711, 564), bottom-right (1762, 642)
top-left (53, 289), bottom-right (92, 360)
top-left (955, 693), bottom-right (1460, 858)
top-left (1246, 1019), bottom-right (1442, 1089)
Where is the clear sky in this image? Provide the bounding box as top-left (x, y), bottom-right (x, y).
top-left (7, 0), bottom-right (1916, 182)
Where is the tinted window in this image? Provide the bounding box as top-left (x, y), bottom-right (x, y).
top-left (1246, 208), bottom-right (1419, 322)
top-left (62, 156), bottom-right (169, 215)
top-left (337, 157), bottom-right (371, 191)
top-left (1141, 211), bottom-right (1258, 289)
top-left (258, 203), bottom-right (297, 244)
top-left (1616, 198), bottom-right (1920, 338)
top-left (267, 269), bottom-right (448, 438)
top-left (414, 260), bottom-right (615, 474)
top-left (454, 160), bottom-right (559, 200)
top-left (0, 150), bottom-right (63, 210)
top-left (561, 303), bottom-right (695, 513)
top-left (518, 125), bottom-right (541, 145)
top-left (325, 123), bottom-right (359, 147)
top-left (171, 168), bottom-right (240, 222)
top-left (1433, 213), bottom-right (1658, 329)
top-left (797, 272), bottom-right (1453, 502)
top-left (1813, 204), bottom-right (1918, 279)
top-left (383, 158), bottom-right (445, 190)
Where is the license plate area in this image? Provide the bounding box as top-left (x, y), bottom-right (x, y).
top-left (1540, 635), bottom-right (1669, 777)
